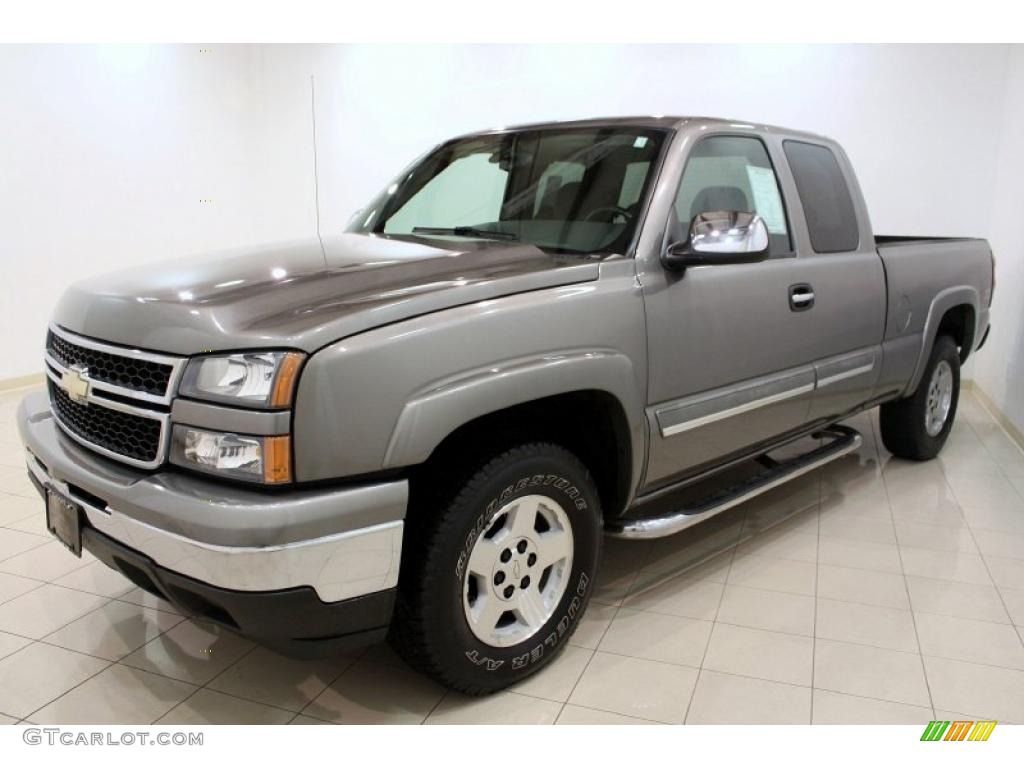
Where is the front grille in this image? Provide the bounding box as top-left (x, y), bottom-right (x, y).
top-left (47, 329), bottom-right (173, 397)
top-left (48, 379), bottom-right (163, 464)
top-left (44, 326), bottom-right (182, 469)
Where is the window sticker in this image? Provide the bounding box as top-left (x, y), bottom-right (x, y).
top-left (633, 136), bottom-right (648, 149)
top-left (745, 165), bottom-right (787, 234)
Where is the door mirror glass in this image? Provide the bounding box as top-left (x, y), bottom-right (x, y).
top-left (663, 211), bottom-right (770, 270)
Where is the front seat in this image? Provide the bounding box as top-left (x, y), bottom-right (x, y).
top-left (690, 185), bottom-right (751, 220)
top-left (536, 181), bottom-right (582, 220)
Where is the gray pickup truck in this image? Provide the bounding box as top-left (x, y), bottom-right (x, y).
top-left (18, 116), bottom-right (994, 693)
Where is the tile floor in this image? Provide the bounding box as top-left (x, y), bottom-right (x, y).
top-left (1, 385), bottom-right (1023, 725)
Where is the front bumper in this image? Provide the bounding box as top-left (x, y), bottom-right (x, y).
top-left (79, 524), bottom-right (395, 656)
top-left (17, 391), bottom-right (407, 654)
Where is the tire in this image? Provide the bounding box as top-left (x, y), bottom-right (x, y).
top-left (389, 442), bottom-right (603, 694)
top-left (880, 334), bottom-right (960, 460)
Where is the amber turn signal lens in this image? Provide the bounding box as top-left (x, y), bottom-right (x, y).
top-left (270, 352), bottom-right (305, 408)
top-left (262, 435), bottom-right (292, 484)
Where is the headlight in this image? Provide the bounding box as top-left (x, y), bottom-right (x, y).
top-left (178, 351), bottom-right (305, 408)
top-left (170, 425), bottom-right (291, 484)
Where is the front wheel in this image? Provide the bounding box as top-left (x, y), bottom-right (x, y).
top-left (390, 442), bottom-right (602, 694)
top-left (880, 334), bottom-right (960, 460)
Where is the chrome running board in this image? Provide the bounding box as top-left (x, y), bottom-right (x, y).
top-left (606, 425), bottom-right (862, 540)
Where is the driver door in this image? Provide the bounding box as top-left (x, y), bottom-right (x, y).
top-left (640, 133), bottom-right (817, 491)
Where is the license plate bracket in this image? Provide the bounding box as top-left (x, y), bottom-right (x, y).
top-left (46, 488), bottom-right (83, 557)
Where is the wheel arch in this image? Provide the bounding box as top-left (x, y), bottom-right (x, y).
top-left (401, 387), bottom-right (639, 523)
top-left (905, 287), bottom-right (979, 396)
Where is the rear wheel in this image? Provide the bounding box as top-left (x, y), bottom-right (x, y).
top-left (390, 442), bottom-right (602, 694)
top-left (880, 334), bottom-right (960, 460)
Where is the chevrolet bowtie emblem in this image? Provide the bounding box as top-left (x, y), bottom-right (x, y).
top-left (60, 365), bottom-right (91, 405)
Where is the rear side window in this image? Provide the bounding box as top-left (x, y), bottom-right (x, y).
top-left (783, 141), bottom-right (859, 253)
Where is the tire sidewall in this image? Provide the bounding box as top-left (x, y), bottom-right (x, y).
top-left (431, 448), bottom-right (601, 688)
top-left (917, 336), bottom-right (961, 451)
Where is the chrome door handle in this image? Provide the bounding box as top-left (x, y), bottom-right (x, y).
top-left (789, 284), bottom-right (815, 311)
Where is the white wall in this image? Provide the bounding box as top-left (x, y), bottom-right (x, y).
top-left (276, 45), bottom-right (1011, 240)
top-left (974, 46), bottom-right (1024, 433)
top-left (0, 45), bottom-right (267, 379)
top-left (2, 45), bottom-right (1022, 430)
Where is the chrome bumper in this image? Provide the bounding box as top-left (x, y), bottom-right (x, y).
top-left (18, 392), bottom-right (406, 603)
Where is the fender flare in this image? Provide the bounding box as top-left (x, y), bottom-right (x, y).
top-left (904, 285), bottom-right (979, 396)
top-left (382, 349), bottom-right (645, 495)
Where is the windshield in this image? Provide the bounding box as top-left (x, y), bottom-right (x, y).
top-left (349, 126), bottom-right (669, 255)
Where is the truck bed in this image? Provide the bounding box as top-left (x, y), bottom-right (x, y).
top-left (874, 235), bottom-right (993, 394)
top-left (875, 235), bottom-right (987, 247)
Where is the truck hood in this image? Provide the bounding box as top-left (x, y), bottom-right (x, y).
top-left (52, 234), bottom-right (600, 355)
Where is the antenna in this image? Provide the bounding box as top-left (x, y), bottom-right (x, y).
top-left (310, 75), bottom-right (326, 263)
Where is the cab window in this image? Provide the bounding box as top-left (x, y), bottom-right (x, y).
top-left (672, 135), bottom-right (791, 256)
top-left (358, 127), bottom-right (668, 256)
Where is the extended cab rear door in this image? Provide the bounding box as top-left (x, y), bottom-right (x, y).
top-left (776, 136), bottom-right (886, 423)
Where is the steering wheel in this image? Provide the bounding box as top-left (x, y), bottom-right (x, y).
top-left (582, 205), bottom-right (634, 224)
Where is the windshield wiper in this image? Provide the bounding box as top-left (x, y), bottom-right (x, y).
top-left (412, 226), bottom-right (518, 241)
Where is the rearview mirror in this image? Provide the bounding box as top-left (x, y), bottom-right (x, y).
top-left (662, 211), bottom-right (770, 271)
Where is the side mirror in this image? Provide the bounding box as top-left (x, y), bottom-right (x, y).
top-left (662, 211), bottom-right (770, 271)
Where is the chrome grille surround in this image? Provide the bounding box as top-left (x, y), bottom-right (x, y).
top-left (45, 324), bottom-right (184, 406)
top-left (44, 325), bottom-right (186, 469)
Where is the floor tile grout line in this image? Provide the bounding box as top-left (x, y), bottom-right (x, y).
top-left (633, 563), bottom-right (995, 605)
top-left (20, 646), bottom-right (300, 725)
top-left (2, 602), bottom-right (198, 670)
top-left (3, 512), bottom-right (336, 724)
top-left (557, 659), bottom-right (942, 720)
top-left (292, 648), bottom-right (372, 722)
top-left (0, 534), bottom-right (58, 567)
top-left (286, 710), bottom-right (335, 725)
top-left (14, 574), bottom-right (187, 642)
top-left (0, 578), bottom-right (50, 608)
top-left (553, 553), bottom-right (647, 724)
top-left (938, 403), bottom-right (1024, 639)
top-left (810, 457), bottom-right (823, 724)
top-left (633, 552), bottom-right (1015, 617)
top-left (4, 398), bottom-right (1017, 723)
top-left (190, 642), bottom-right (262, 715)
top-left (0, 517), bottom-right (50, 535)
top-left (0, 596), bottom-right (126, 651)
top-left (421, 686), bottom-right (451, 724)
top-left (20, 654), bottom-right (118, 723)
top-left (0, 491), bottom-right (41, 503)
top-left (117, 644), bottom-right (256, 692)
top-left (0, 571), bottom-right (176, 610)
top-left (693, 665), bottom-right (934, 712)
top-left (159, 677), bottom-right (303, 724)
top-left (682, 523), bottom-right (745, 724)
top-left (954, 501), bottom-right (1024, 655)
top-left (561, 697), bottom-right (676, 725)
top-left (642, 520), bottom-right (1023, 571)
top-left (875, 417), bottom-right (939, 719)
top-left (895, 608), bottom-right (1019, 630)
top-left (1, 596), bottom-right (286, 717)
top-left (577, 611), bottom-right (1024, 663)
top-left (146, 679), bottom-right (205, 725)
top-left (966, 392), bottom-right (1024, 467)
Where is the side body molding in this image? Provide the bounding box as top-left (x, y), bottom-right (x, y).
top-left (655, 366), bottom-right (815, 438)
top-left (383, 350), bottom-right (645, 492)
top-left (903, 285), bottom-right (979, 396)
